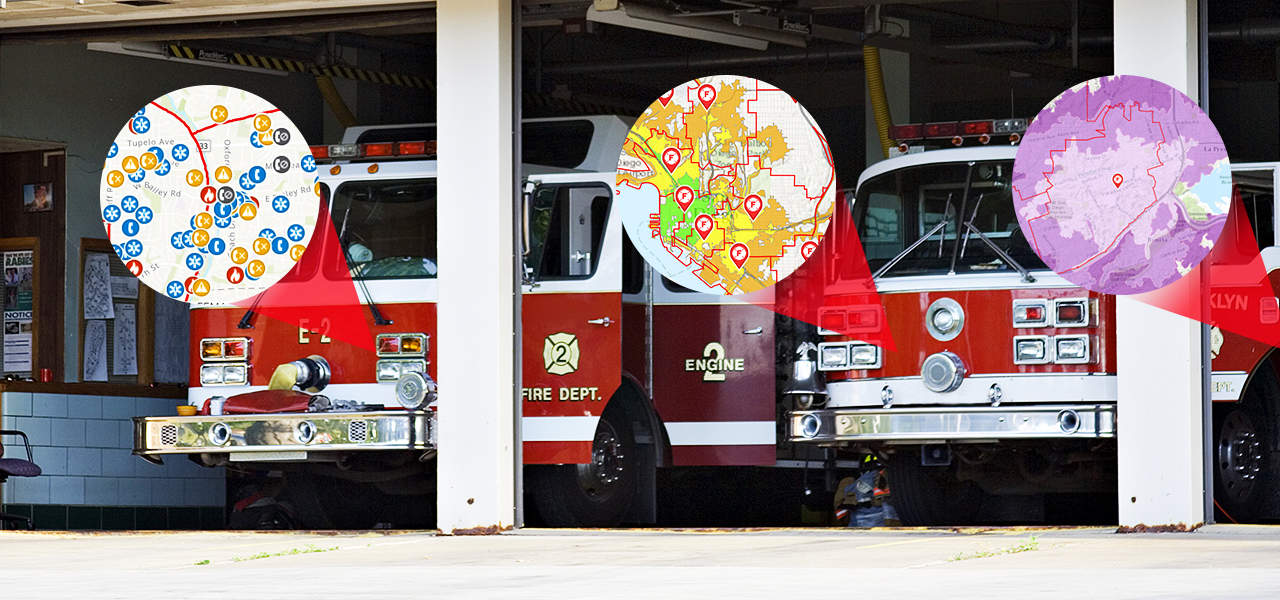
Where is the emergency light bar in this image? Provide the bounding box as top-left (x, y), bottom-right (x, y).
top-left (310, 141), bottom-right (437, 161)
top-left (889, 118), bottom-right (1027, 148)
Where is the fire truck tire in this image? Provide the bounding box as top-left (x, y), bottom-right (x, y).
top-left (528, 411), bottom-right (637, 528)
top-left (1212, 390), bottom-right (1275, 523)
top-left (886, 450), bottom-right (984, 526)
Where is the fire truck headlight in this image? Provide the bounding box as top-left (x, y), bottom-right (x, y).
top-left (377, 359), bottom-right (427, 382)
top-left (377, 360), bottom-right (403, 382)
top-left (1054, 335), bottom-right (1090, 364)
top-left (222, 364), bottom-right (248, 385)
top-left (848, 344), bottom-right (880, 368)
top-left (1013, 336), bottom-right (1050, 364)
top-left (200, 365), bottom-right (224, 385)
top-left (798, 414), bottom-right (821, 439)
top-left (818, 343), bottom-right (849, 370)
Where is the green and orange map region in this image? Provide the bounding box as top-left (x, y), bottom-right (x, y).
top-left (616, 76), bottom-right (837, 295)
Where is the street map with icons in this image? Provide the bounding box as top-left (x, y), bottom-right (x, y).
top-left (1012, 75), bottom-right (1232, 295)
top-left (100, 85), bottom-right (320, 306)
top-left (616, 75), bottom-right (836, 295)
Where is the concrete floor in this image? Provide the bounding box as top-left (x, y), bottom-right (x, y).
top-left (1, 525), bottom-right (1278, 598)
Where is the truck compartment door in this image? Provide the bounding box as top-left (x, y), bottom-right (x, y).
top-left (652, 277), bottom-right (777, 466)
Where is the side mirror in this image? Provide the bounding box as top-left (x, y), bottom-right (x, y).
top-left (521, 181), bottom-right (539, 287)
top-left (521, 180), bottom-right (534, 257)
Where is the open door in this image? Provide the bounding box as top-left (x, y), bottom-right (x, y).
top-left (521, 179), bottom-right (622, 464)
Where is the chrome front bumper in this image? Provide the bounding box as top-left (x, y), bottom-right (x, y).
top-left (788, 404), bottom-right (1116, 443)
top-left (133, 410), bottom-right (435, 456)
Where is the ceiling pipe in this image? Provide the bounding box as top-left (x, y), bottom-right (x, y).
top-left (540, 45), bottom-right (868, 75)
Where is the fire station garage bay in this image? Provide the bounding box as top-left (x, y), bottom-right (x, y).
top-left (1, 0), bottom-right (1278, 532)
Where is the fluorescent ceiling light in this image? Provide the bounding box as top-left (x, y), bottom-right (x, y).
top-left (87, 41), bottom-right (286, 77)
top-left (587, 4), bottom-right (806, 50)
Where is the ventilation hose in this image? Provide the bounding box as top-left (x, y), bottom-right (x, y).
top-left (863, 44), bottom-right (894, 159)
top-left (315, 74), bottom-right (358, 129)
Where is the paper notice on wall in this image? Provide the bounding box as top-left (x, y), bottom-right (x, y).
top-left (83, 253), bottom-right (115, 320)
top-left (113, 304), bottom-right (138, 376)
top-left (84, 319), bottom-right (108, 381)
top-left (3, 250), bottom-right (35, 374)
top-left (2, 315), bottom-right (32, 372)
top-left (110, 276), bottom-right (138, 299)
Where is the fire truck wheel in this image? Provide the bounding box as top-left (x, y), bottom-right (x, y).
top-left (529, 411), bottom-right (638, 528)
top-left (886, 450), bottom-right (984, 526)
top-left (1213, 397), bottom-right (1274, 523)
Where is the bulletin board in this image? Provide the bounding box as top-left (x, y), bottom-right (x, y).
top-left (1, 236), bottom-right (39, 378)
top-left (79, 238), bottom-right (154, 385)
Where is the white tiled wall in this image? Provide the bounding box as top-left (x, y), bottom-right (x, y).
top-left (1, 392), bottom-right (224, 507)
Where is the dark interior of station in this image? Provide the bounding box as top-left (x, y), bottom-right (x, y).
top-left (6, 0), bottom-right (1280, 530)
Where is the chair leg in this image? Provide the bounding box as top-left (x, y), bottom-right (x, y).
top-left (0, 511), bottom-right (34, 531)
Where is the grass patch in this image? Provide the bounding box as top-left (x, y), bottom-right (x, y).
top-left (194, 559), bottom-right (210, 566)
top-left (949, 535), bottom-right (1041, 562)
top-left (231, 544), bottom-right (339, 563)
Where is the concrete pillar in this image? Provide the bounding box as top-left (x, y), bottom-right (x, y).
top-left (436, 0), bottom-right (517, 532)
top-left (1113, 0), bottom-right (1207, 528)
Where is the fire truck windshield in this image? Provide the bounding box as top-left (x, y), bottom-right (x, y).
top-left (853, 159), bottom-right (1047, 279)
top-left (331, 179), bottom-right (438, 279)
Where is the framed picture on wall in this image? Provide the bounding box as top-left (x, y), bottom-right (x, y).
top-left (23, 182), bottom-right (54, 213)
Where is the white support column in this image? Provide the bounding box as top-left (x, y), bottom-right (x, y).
top-left (436, 0), bottom-right (516, 532)
top-left (1113, 0), bottom-right (1207, 527)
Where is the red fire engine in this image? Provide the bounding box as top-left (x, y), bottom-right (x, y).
top-left (787, 119), bottom-right (1280, 525)
top-left (133, 117), bottom-right (803, 528)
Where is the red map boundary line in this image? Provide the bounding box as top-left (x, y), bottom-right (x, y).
top-left (618, 79), bottom-right (835, 293)
top-left (1013, 86), bottom-right (1169, 273)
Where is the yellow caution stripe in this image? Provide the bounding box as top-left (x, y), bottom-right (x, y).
top-left (166, 44), bottom-right (433, 90)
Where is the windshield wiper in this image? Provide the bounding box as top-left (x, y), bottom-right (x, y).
top-left (948, 162), bottom-right (976, 275)
top-left (340, 237), bottom-right (393, 326)
top-left (873, 218), bottom-right (951, 281)
top-left (961, 218), bottom-right (1036, 283)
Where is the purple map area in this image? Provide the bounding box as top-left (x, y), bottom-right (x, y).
top-left (1011, 75), bottom-right (1231, 295)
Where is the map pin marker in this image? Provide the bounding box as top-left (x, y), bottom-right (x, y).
top-left (662, 147), bottom-right (682, 173)
top-left (698, 84), bottom-right (717, 109)
top-left (801, 241), bottom-right (818, 260)
top-left (730, 243), bottom-right (750, 269)
top-left (694, 214), bottom-right (715, 240)
top-left (1113, 173), bottom-right (1123, 188)
top-left (658, 89), bottom-right (674, 107)
top-left (744, 195), bottom-right (763, 221)
top-left (674, 185), bottom-right (695, 212)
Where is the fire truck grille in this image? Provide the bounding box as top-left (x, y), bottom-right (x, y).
top-left (348, 420), bottom-right (368, 443)
top-left (160, 424), bottom-right (178, 446)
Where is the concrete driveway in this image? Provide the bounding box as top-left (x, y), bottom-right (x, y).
top-left (2, 525), bottom-right (1278, 599)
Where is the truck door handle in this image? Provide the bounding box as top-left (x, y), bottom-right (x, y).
top-left (572, 251), bottom-right (591, 263)
top-left (588, 317), bottom-right (614, 327)
top-left (743, 327), bottom-right (763, 335)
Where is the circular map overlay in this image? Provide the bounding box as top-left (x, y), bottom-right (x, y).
top-left (616, 75), bottom-right (836, 295)
top-left (100, 86), bottom-right (319, 306)
top-left (1012, 75), bottom-right (1231, 295)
